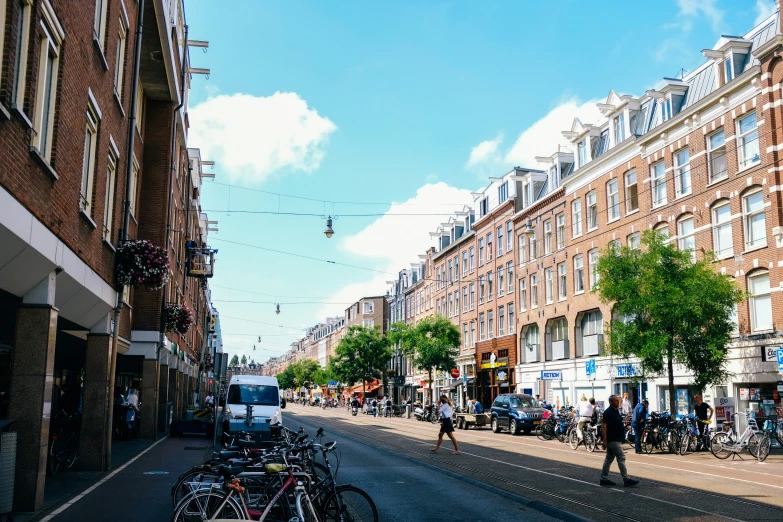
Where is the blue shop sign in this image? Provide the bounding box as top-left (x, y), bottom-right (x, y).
top-left (541, 370), bottom-right (562, 380)
top-left (614, 364), bottom-right (641, 378)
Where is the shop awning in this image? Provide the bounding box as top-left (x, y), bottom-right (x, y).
top-left (441, 382), bottom-right (460, 392)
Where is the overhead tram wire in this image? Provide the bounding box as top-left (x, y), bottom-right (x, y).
top-left (208, 121), bottom-right (782, 289)
top-left (212, 299), bottom-right (354, 305)
top-left (210, 283), bottom-right (337, 300)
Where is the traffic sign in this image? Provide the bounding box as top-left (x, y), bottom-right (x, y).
top-left (777, 349), bottom-right (783, 372)
top-left (586, 359), bottom-right (596, 378)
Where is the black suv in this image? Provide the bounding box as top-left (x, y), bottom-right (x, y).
top-left (490, 394), bottom-right (546, 435)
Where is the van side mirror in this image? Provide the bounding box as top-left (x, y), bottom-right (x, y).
top-left (280, 398), bottom-right (287, 409)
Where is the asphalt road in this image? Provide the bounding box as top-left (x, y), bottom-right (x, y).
top-left (286, 404), bottom-right (783, 522)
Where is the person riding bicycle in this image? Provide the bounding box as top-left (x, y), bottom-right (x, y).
top-left (577, 395), bottom-right (595, 443)
top-left (351, 397), bottom-right (360, 409)
top-left (693, 395), bottom-right (713, 436)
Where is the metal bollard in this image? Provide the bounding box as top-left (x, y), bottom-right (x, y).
top-left (406, 404), bottom-right (411, 419)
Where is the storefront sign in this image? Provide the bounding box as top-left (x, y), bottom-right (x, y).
top-left (497, 370), bottom-right (508, 382)
top-left (480, 358), bottom-right (508, 369)
top-left (540, 370), bottom-right (562, 380)
top-left (586, 359), bottom-right (596, 378)
top-left (451, 368), bottom-right (460, 378)
top-left (614, 364), bottom-right (640, 378)
top-left (715, 397), bottom-right (735, 424)
top-left (760, 345), bottom-right (780, 362)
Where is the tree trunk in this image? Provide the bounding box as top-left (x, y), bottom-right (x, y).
top-left (428, 369), bottom-right (434, 405)
top-left (667, 343), bottom-right (676, 416)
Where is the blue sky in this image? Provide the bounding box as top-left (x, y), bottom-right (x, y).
top-left (184, 0), bottom-right (776, 363)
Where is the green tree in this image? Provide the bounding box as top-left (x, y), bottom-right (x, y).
top-left (331, 325), bottom-right (392, 398)
top-left (596, 230), bottom-right (744, 415)
top-left (230, 354), bottom-right (239, 366)
top-left (389, 316), bottom-right (460, 403)
top-left (292, 359), bottom-right (320, 389)
top-left (276, 365), bottom-right (295, 390)
top-left (240, 354), bottom-right (248, 366)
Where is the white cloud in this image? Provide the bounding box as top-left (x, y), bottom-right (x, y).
top-left (676, 0), bottom-right (723, 30)
top-left (189, 92), bottom-right (337, 182)
top-left (503, 98), bottom-right (603, 167)
top-left (316, 182), bottom-right (474, 318)
top-left (466, 134), bottom-right (503, 168)
top-left (754, 0), bottom-right (777, 25)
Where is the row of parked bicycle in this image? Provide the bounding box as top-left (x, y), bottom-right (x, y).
top-left (535, 407), bottom-right (775, 462)
top-left (170, 426), bottom-right (377, 521)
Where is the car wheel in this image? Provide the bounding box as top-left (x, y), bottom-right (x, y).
top-left (510, 419), bottom-right (519, 435)
top-left (491, 418), bottom-right (500, 433)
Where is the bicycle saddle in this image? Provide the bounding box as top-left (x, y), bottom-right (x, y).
top-left (219, 450), bottom-right (241, 460)
top-left (217, 465), bottom-right (245, 478)
top-left (263, 463), bottom-right (288, 473)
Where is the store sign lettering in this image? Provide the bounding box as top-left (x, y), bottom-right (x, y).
top-left (614, 364), bottom-right (640, 378)
top-left (540, 370), bottom-right (562, 380)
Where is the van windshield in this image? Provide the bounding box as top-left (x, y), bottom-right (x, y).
top-left (228, 384), bottom-right (279, 406)
top-left (509, 397), bottom-right (539, 409)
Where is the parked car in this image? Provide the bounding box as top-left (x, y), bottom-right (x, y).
top-left (490, 394), bottom-right (546, 435)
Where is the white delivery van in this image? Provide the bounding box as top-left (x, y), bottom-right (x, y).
top-left (223, 375), bottom-right (285, 443)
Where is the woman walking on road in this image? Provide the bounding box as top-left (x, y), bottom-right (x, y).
top-left (431, 395), bottom-right (460, 454)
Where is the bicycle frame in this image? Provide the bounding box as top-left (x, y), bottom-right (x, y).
top-left (720, 413), bottom-right (759, 452)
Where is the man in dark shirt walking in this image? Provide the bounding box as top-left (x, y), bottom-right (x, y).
top-left (601, 395), bottom-right (639, 487)
top-left (632, 399), bottom-right (648, 454)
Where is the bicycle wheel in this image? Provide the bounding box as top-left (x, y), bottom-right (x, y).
top-left (172, 468), bottom-right (221, 507)
top-left (585, 431), bottom-right (597, 453)
top-left (65, 434), bottom-right (79, 468)
top-left (173, 489), bottom-right (246, 521)
top-left (748, 433), bottom-right (760, 458)
top-left (322, 485), bottom-right (379, 522)
top-left (568, 429), bottom-right (579, 450)
top-left (710, 432), bottom-right (731, 459)
top-left (642, 430), bottom-right (654, 455)
top-left (297, 491), bottom-right (321, 522)
top-left (667, 430), bottom-right (680, 454)
top-left (678, 433), bottom-right (690, 455)
top-left (756, 435), bottom-right (771, 462)
top-left (48, 439), bottom-right (61, 476)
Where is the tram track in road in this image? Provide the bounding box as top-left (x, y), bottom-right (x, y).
top-left (288, 408), bottom-right (783, 522)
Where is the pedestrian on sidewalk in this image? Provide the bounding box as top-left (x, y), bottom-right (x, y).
top-left (600, 395), bottom-right (639, 487)
top-left (632, 399), bottom-right (648, 454)
top-left (431, 395), bottom-right (460, 455)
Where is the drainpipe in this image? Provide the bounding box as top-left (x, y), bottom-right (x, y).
top-left (159, 21), bottom-right (189, 415)
top-left (105, 0), bottom-right (145, 471)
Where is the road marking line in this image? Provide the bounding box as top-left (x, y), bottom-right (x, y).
top-left (293, 409), bottom-right (781, 518)
top-left (39, 436), bottom-right (169, 522)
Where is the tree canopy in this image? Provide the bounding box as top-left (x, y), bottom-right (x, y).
top-left (330, 325), bottom-right (392, 397)
top-left (240, 354), bottom-right (248, 365)
top-left (389, 316), bottom-right (460, 402)
top-left (276, 365), bottom-right (295, 390)
top-left (229, 354), bottom-right (239, 366)
top-left (595, 230), bottom-right (744, 414)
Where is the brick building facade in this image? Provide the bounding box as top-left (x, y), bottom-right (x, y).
top-left (0, 0), bottom-right (216, 513)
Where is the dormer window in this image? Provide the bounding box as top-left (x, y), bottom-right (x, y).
top-left (498, 181), bottom-right (508, 204)
top-left (549, 167), bottom-right (558, 190)
top-left (480, 197), bottom-right (489, 217)
top-left (613, 113), bottom-right (625, 145)
top-left (577, 140), bottom-right (587, 167)
top-left (661, 98), bottom-right (672, 122)
top-left (724, 58), bottom-right (734, 82)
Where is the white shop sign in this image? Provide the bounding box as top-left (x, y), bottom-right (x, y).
top-left (541, 370), bottom-right (562, 380)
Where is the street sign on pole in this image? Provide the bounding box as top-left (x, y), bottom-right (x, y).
top-left (776, 349), bottom-right (783, 372)
top-left (586, 359), bottom-right (596, 378)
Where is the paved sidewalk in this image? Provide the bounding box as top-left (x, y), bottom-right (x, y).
top-left (11, 436), bottom-right (209, 522)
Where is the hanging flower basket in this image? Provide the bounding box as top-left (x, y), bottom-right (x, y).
top-left (116, 239), bottom-right (170, 290)
top-left (165, 302), bottom-right (194, 335)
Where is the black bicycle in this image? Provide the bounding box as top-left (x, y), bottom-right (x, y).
top-left (48, 409), bottom-right (80, 475)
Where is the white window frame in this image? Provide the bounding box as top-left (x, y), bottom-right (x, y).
top-left (518, 234), bottom-right (527, 264)
top-left (677, 215), bottom-right (695, 261)
top-left (463, 286), bottom-right (468, 313)
top-left (651, 161), bottom-right (667, 207)
top-left (606, 179), bottom-right (620, 221)
top-left (556, 213), bottom-right (565, 250)
top-left (674, 148), bottom-right (691, 198)
top-left (94, 0), bottom-right (108, 48)
top-left (130, 155), bottom-right (140, 217)
top-left (81, 97), bottom-right (100, 215)
top-left (498, 266), bottom-right (504, 297)
top-left (363, 302), bottom-right (374, 314)
top-left (574, 255), bottom-right (584, 294)
top-left (530, 274), bottom-right (538, 308)
top-left (708, 129), bottom-right (728, 183)
top-left (711, 201), bottom-right (733, 259)
top-left (588, 248), bottom-right (599, 290)
top-left (486, 233), bottom-right (493, 262)
top-left (544, 219), bottom-right (552, 255)
top-left (586, 190), bottom-right (598, 230)
top-left (462, 251), bottom-right (468, 277)
top-left (488, 310), bottom-right (494, 339)
top-left (508, 304), bottom-right (514, 334)
top-left (469, 283), bottom-right (475, 310)
top-left (11, 0), bottom-right (33, 112)
top-left (742, 188), bottom-right (767, 250)
top-left (625, 169), bottom-right (638, 213)
top-left (572, 199), bottom-right (582, 237)
top-left (478, 238), bottom-right (484, 267)
top-left (479, 313), bottom-right (486, 341)
top-left (114, 6), bottom-right (129, 98)
top-left (103, 146), bottom-right (118, 241)
top-left (737, 112), bottom-right (760, 170)
top-left (578, 139), bottom-right (587, 167)
top-left (506, 221), bottom-right (513, 252)
top-left (558, 262), bottom-right (567, 300)
top-left (519, 279), bottom-right (527, 311)
top-left (497, 225), bottom-right (503, 256)
top-left (544, 268), bottom-right (554, 304)
top-left (748, 271), bottom-right (773, 332)
top-left (498, 305), bottom-right (505, 336)
top-left (32, 5), bottom-right (65, 162)
top-left (613, 113), bottom-right (625, 145)
top-left (507, 261), bottom-right (513, 293)
top-left (479, 276), bottom-right (485, 305)
top-left (487, 271), bottom-right (493, 301)
top-left (529, 230), bottom-right (537, 260)
top-left (628, 232), bottom-right (641, 250)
